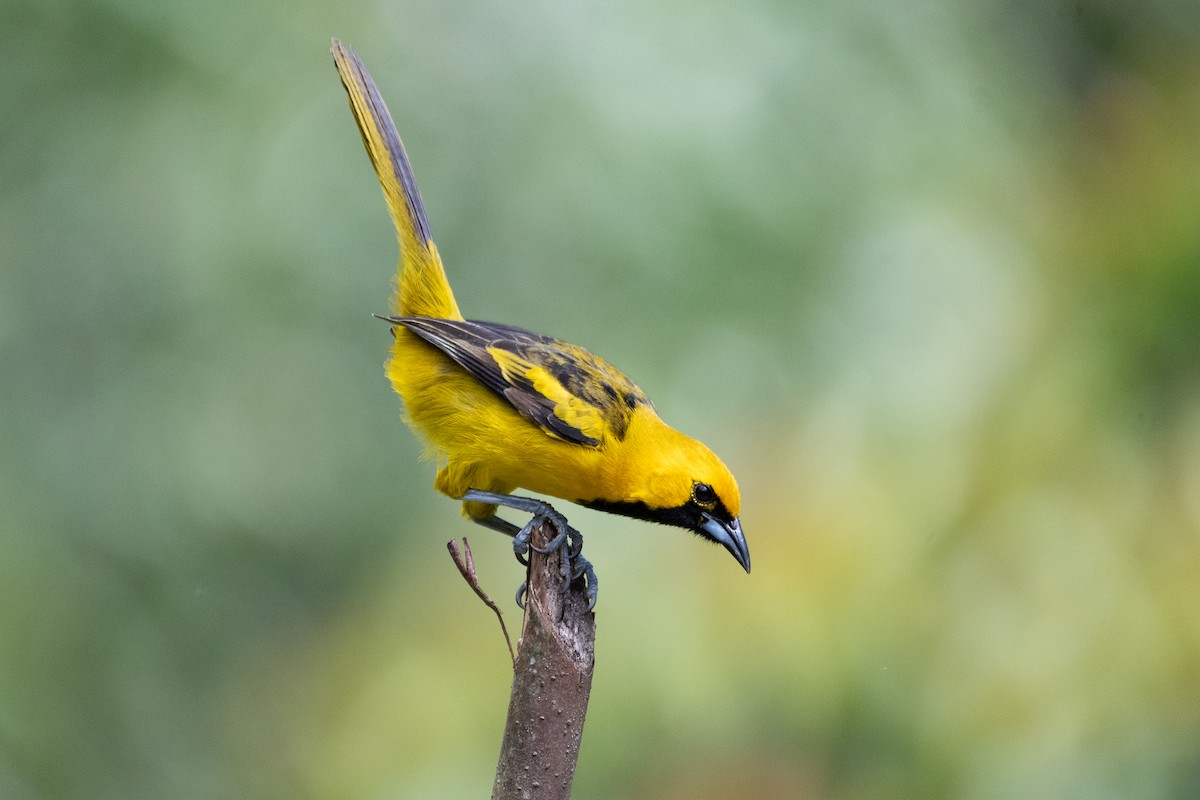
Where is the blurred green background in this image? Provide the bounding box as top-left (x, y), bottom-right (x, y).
top-left (3, 0), bottom-right (1200, 797)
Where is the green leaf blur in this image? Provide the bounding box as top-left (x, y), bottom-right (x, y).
top-left (2, 0), bottom-right (1199, 798)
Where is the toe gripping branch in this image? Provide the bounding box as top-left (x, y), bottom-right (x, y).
top-left (463, 490), bottom-right (599, 612)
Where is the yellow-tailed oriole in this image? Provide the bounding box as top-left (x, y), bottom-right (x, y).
top-left (333, 40), bottom-right (749, 605)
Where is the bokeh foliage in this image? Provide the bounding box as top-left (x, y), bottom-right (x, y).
top-left (2, 0), bottom-right (1199, 797)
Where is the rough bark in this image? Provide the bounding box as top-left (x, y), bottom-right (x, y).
top-left (491, 518), bottom-right (596, 800)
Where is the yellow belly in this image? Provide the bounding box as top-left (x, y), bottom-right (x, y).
top-left (386, 329), bottom-right (605, 505)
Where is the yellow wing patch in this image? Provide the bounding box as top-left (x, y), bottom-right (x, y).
top-left (488, 347), bottom-right (607, 444)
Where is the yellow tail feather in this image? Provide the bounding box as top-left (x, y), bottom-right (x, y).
top-left (332, 39), bottom-right (462, 321)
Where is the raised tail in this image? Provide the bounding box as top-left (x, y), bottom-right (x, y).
top-left (332, 39), bottom-right (462, 320)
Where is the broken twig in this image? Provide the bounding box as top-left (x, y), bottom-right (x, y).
top-left (447, 537), bottom-right (516, 665)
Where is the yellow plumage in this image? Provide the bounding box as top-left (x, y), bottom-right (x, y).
top-left (333, 40), bottom-right (749, 572)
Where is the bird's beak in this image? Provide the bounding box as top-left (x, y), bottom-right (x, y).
top-left (700, 513), bottom-right (751, 573)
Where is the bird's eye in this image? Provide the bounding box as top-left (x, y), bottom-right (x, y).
top-left (692, 482), bottom-right (717, 506)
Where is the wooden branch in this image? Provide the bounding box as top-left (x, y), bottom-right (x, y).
top-left (492, 518), bottom-right (596, 800)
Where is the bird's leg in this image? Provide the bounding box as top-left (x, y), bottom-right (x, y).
top-left (463, 489), bottom-right (597, 610)
top-left (470, 513), bottom-right (529, 565)
top-left (465, 490), bottom-right (571, 561)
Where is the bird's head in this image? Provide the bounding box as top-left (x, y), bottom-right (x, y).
top-left (581, 423), bottom-right (749, 572)
top-left (643, 440), bottom-right (748, 573)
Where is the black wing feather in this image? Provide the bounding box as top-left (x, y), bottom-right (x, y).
top-left (382, 316), bottom-right (610, 446)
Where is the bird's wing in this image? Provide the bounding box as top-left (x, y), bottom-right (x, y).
top-left (385, 317), bottom-right (648, 447)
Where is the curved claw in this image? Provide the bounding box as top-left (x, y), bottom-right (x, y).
top-left (513, 536), bottom-right (531, 562)
top-left (512, 518), bottom-right (538, 564)
top-left (529, 527), bottom-right (569, 555)
top-left (571, 553), bottom-right (599, 612)
top-left (568, 529), bottom-right (583, 560)
top-left (515, 580), bottom-right (528, 610)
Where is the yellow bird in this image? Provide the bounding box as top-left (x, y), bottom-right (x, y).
top-left (332, 40), bottom-right (749, 602)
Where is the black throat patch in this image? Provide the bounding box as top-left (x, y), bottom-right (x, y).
top-left (577, 496), bottom-right (734, 535)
